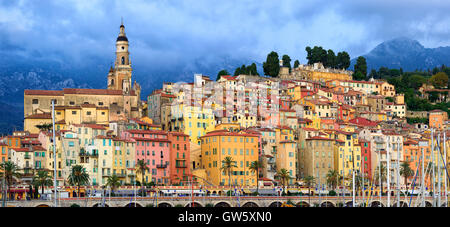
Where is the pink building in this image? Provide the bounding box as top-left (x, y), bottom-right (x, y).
top-left (122, 130), bottom-right (171, 185)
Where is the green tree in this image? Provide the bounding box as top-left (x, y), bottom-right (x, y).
top-left (303, 176), bottom-right (316, 204)
top-left (106, 174), bottom-right (122, 196)
top-left (282, 55), bottom-right (292, 71)
top-left (67, 165), bottom-right (90, 198)
top-left (32, 170), bottom-right (53, 196)
top-left (136, 159), bottom-right (149, 196)
top-left (249, 161), bottom-right (262, 194)
top-left (217, 69), bottom-right (230, 81)
top-left (277, 168), bottom-right (291, 189)
top-left (326, 49), bottom-right (337, 68)
top-left (400, 161), bottom-right (414, 192)
top-left (0, 161), bottom-right (22, 201)
top-left (326, 170), bottom-right (340, 190)
top-left (353, 71), bottom-right (366, 81)
top-left (374, 164), bottom-right (387, 194)
top-left (336, 51), bottom-right (350, 69)
top-left (247, 63), bottom-right (259, 76)
top-left (263, 51), bottom-right (280, 77)
top-left (430, 72), bottom-right (449, 88)
top-left (293, 60), bottom-right (300, 69)
top-left (221, 156), bottom-right (237, 187)
top-left (354, 56), bottom-right (367, 78)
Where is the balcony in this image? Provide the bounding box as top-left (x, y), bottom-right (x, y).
top-left (156, 164), bottom-right (168, 168)
top-left (175, 164), bottom-right (187, 168)
top-left (102, 172), bottom-right (111, 177)
top-left (24, 155), bottom-right (31, 159)
top-left (117, 173), bottom-right (127, 178)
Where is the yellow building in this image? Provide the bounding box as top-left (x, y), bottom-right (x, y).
top-left (200, 130), bottom-right (259, 187)
top-left (170, 103), bottom-right (216, 145)
top-left (334, 130), bottom-right (362, 185)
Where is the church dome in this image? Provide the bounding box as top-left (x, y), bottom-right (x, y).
top-left (116, 36), bottom-right (128, 42)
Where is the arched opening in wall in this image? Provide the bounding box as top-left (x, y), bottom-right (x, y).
top-left (125, 202), bottom-right (142, 207)
top-left (215, 202), bottom-right (231, 207)
top-left (296, 201), bottom-right (310, 207)
top-left (111, 79), bottom-right (114, 85)
top-left (121, 57), bottom-right (125, 65)
top-left (186, 202), bottom-right (202, 207)
top-left (345, 201), bottom-right (354, 207)
top-left (93, 203), bottom-right (109, 207)
top-left (242, 202), bottom-right (258, 207)
top-left (36, 204), bottom-right (50, 207)
top-left (158, 202), bottom-right (172, 207)
top-left (268, 201), bottom-right (282, 207)
top-left (392, 201), bottom-right (408, 207)
top-left (370, 201), bottom-right (384, 207)
top-left (425, 201), bottom-right (432, 207)
top-left (321, 201), bottom-right (335, 207)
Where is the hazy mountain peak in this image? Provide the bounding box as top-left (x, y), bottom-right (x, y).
top-left (353, 37), bottom-right (450, 71)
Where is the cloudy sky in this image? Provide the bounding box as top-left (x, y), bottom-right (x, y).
top-left (1, 0), bottom-right (450, 73)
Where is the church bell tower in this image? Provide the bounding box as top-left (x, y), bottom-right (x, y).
top-left (107, 20), bottom-right (133, 94)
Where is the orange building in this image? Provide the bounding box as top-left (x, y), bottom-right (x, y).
top-left (167, 131), bottom-right (191, 185)
top-left (403, 139), bottom-right (419, 186)
top-left (0, 142), bottom-right (8, 164)
top-left (429, 109), bottom-right (448, 130)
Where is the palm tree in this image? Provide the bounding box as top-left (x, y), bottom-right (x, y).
top-left (0, 161), bottom-right (22, 200)
top-left (136, 159), bottom-right (149, 196)
top-left (400, 161), bottom-right (414, 194)
top-left (374, 163), bottom-right (387, 194)
top-left (106, 175), bottom-right (121, 197)
top-left (221, 156), bottom-right (237, 196)
top-left (249, 161), bottom-right (262, 194)
top-left (276, 168), bottom-right (291, 191)
top-left (67, 165), bottom-right (90, 198)
top-left (32, 170), bottom-right (53, 196)
top-left (303, 176), bottom-right (316, 204)
top-left (326, 170), bottom-right (340, 190)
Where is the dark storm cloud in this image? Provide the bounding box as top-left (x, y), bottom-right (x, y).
top-left (1, 0), bottom-right (450, 69)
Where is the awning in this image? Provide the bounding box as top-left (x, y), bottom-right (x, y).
top-left (257, 189), bottom-right (277, 195)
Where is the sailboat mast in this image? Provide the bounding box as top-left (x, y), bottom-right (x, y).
top-left (443, 131), bottom-right (448, 207)
top-left (438, 132), bottom-right (441, 207)
top-left (387, 137), bottom-right (390, 207)
top-left (432, 128), bottom-right (435, 207)
top-left (397, 137), bottom-right (400, 207)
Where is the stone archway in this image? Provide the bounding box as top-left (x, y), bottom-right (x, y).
top-left (425, 201), bottom-right (432, 207)
top-left (158, 202), bottom-right (172, 207)
top-left (215, 202), bottom-right (231, 207)
top-left (242, 202), bottom-right (258, 207)
top-left (345, 201), bottom-right (354, 207)
top-left (186, 202), bottom-right (203, 207)
top-left (296, 201), bottom-right (310, 207)
top-left (36, 204), bottom-right (50, 207)
top-left (93, 203), bottom-right (109, 207)
top-left (125, 202), bottom-right (143, 207)
top-left (370, 201), bottom-right (384, 207)
top-left (268, 201), bottom-right (282, 207)
top-left (320, 201), bottom-right (335, 207)
top-left (392, 201), bottom-right (408, 207)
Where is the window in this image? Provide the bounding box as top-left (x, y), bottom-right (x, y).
top-left (70, 101), bottom-right (75, 105)
top-left (72, 111), bottom-right (77, 115)
top-left (86, 111), bottom-right (91, 115)
top-left (32, 99), bottom-right (39, 104)
top-left (98, 102), bottom-right (103, 106)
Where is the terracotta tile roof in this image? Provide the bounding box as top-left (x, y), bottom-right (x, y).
top-left (126, 130), bottom-right (167, 135)
top-left (25, 113), bottom-right (51, 119)
top-left (24, 90), bottom-right (64, 96)
top-left (306, 136), bottom-right (335, 141)
top-left (72, 124), bottom-right (107, 130)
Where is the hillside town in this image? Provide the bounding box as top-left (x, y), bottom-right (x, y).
top-left (1, 23), bottom-right (449, 205)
